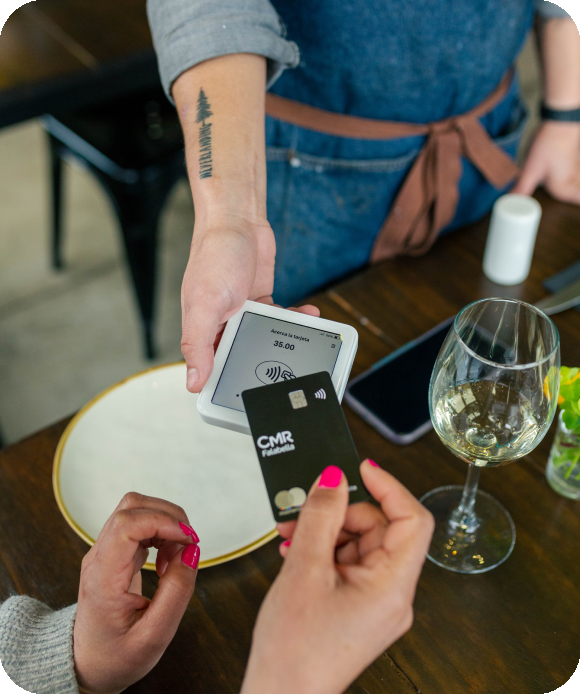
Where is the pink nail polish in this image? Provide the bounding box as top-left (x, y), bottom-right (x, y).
top-left (367, 459), bottom-right (380, 468)
top-left (319, 465), bottom-right (343, 488)
top-left (281, 539), bottom-right (291, 548)
top-left (182, 543), bottom-right (200, 570)
top-left (179, 522), bottom-right (200, 544)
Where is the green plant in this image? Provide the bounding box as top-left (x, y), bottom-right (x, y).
top-left (550, 366), bottom-right (580, 483)
top-left (557, 366), bottom-right (580, 434)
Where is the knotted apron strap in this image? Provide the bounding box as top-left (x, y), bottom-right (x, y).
top-left (371, 71), bottom-right (519, 261)
top-left (372, 139), bottom-right (435, 259)
top-left (457, 117), bottom-right (520, 189)
top-left (264, 70), bottom-right (519, 263)
top-left (377, 124), bottom-right (465, 261)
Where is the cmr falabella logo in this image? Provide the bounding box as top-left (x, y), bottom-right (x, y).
top-left (257, 430), bottom-right (295, 457)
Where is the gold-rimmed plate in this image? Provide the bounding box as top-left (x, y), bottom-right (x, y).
top-left (53, 363), bottom-right (277, 569)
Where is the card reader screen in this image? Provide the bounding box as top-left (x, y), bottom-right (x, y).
top-left (212, 312), bottom-right (342, 412)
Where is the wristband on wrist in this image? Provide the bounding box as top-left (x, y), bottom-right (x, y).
top-left (540, 103), bottom-right (580, 122)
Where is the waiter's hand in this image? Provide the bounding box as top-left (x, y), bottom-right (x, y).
top-left (73, 493), bottom-right (200, 694)
top-left (514, 121), bottom-right (580, 204)
top-left (181, 214), bottom-right (319, 393)
top-left (240, 461), bottom-right (434, 694)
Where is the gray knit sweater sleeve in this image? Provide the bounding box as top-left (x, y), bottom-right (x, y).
top-left (0, 597), bottom-right (78, 694)
top-left (536, 1), bottom-right (571, 19)
top-left (147, 0), bottom-right (300, 101)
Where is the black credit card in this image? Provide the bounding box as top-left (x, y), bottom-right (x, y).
top-left (242, 371), bottom-right (368, 521)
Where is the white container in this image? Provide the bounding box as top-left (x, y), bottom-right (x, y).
top-left (482, 194), bottom-right (542, 286)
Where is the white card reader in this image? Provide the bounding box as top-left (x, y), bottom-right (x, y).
top-left (197, 301), bottom-right (358, 434)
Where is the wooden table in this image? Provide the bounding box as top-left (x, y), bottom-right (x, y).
top-left (1, 190), bottom-right (579, 693)
top-left (0, 0), bottom-right (158, 128)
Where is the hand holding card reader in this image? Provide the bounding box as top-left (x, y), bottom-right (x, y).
top-left (242, 372), bottom-right (369, 521)
top-left (197, 301), bottom-right (359, 434)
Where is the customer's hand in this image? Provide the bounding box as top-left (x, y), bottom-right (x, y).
top-left (73, 493), bottom-right (200, 694)
top-left (181, 214), bottom-right (319, 392)
top-left (514, 121), bottom-right (580, 204)
top-left (241, 460), bottom-right (434, 694)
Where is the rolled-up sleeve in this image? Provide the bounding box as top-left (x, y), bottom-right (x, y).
top-left (147, 0), bottom-right (300, 100)
top-left (536, 1), bottom-right (571, 19)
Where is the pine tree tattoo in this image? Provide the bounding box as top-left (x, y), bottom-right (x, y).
top-left (196, 88), bottom-right (213, 179)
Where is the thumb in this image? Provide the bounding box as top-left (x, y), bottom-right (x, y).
top-left (181, 296), bottom-right (228, 392)
top-left (143, 543), bottom-right (199, 642)
top-left (285, 466), bottom-right (349, 572)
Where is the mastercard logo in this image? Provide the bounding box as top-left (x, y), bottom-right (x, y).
top-left (274, 487), bottom-right (307, 510)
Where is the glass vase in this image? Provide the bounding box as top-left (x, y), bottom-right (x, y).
top-left (546, 412), bottom-right (580, 500)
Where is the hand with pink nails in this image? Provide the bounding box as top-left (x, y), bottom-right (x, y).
top-left (240, 460), bottom-right (434, 694)
top-left (73, 492), bottom-right (200, 694)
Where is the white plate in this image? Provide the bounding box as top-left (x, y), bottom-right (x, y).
top-left (53, 363), bottom-right (277, 569)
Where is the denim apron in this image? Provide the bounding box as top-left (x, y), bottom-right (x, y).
top-left (266, 0), bottom-right (534, 305)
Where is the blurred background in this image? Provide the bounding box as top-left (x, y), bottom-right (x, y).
top-left (0, 23), bottom-right (541, 446)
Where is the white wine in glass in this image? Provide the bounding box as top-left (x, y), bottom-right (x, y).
top-left (422, 298), bottom-right (560, 573)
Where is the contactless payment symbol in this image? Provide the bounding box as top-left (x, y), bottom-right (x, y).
top-left (256, 361), bottom-right (296, 384)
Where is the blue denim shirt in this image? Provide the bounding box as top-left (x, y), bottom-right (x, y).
top-left (261, 2), bottom-right (539, 302)
top-left (148, 0), bottom-right (570, 304)
top-left (269, 0), bottom-right (534, 123)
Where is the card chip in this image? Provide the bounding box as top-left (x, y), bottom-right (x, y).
top-left (289, 390), bottom-right (308, 409)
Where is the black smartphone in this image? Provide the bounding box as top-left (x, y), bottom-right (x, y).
top-left (344, 317), bottom-right (454, 445)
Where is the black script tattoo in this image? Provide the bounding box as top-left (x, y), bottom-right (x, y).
top-left (196, 88), bottom-right (213, 179)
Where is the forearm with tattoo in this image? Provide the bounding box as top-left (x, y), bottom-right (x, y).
top-left (173, 54), bottom-right (268, 219)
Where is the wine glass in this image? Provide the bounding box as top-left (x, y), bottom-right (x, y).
top-left (421, 298), bottom-right (560, 573)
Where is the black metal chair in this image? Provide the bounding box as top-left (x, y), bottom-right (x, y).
top-left (44, 87), bottom-right (186, 359)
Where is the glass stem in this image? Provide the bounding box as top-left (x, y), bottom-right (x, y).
top-left (449, 464), bottom-right (481, 533)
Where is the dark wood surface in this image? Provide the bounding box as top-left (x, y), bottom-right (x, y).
top-left (1, 192), bottom-right (580, 693)
top-left (0, 0), bottom-right (159, 128)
